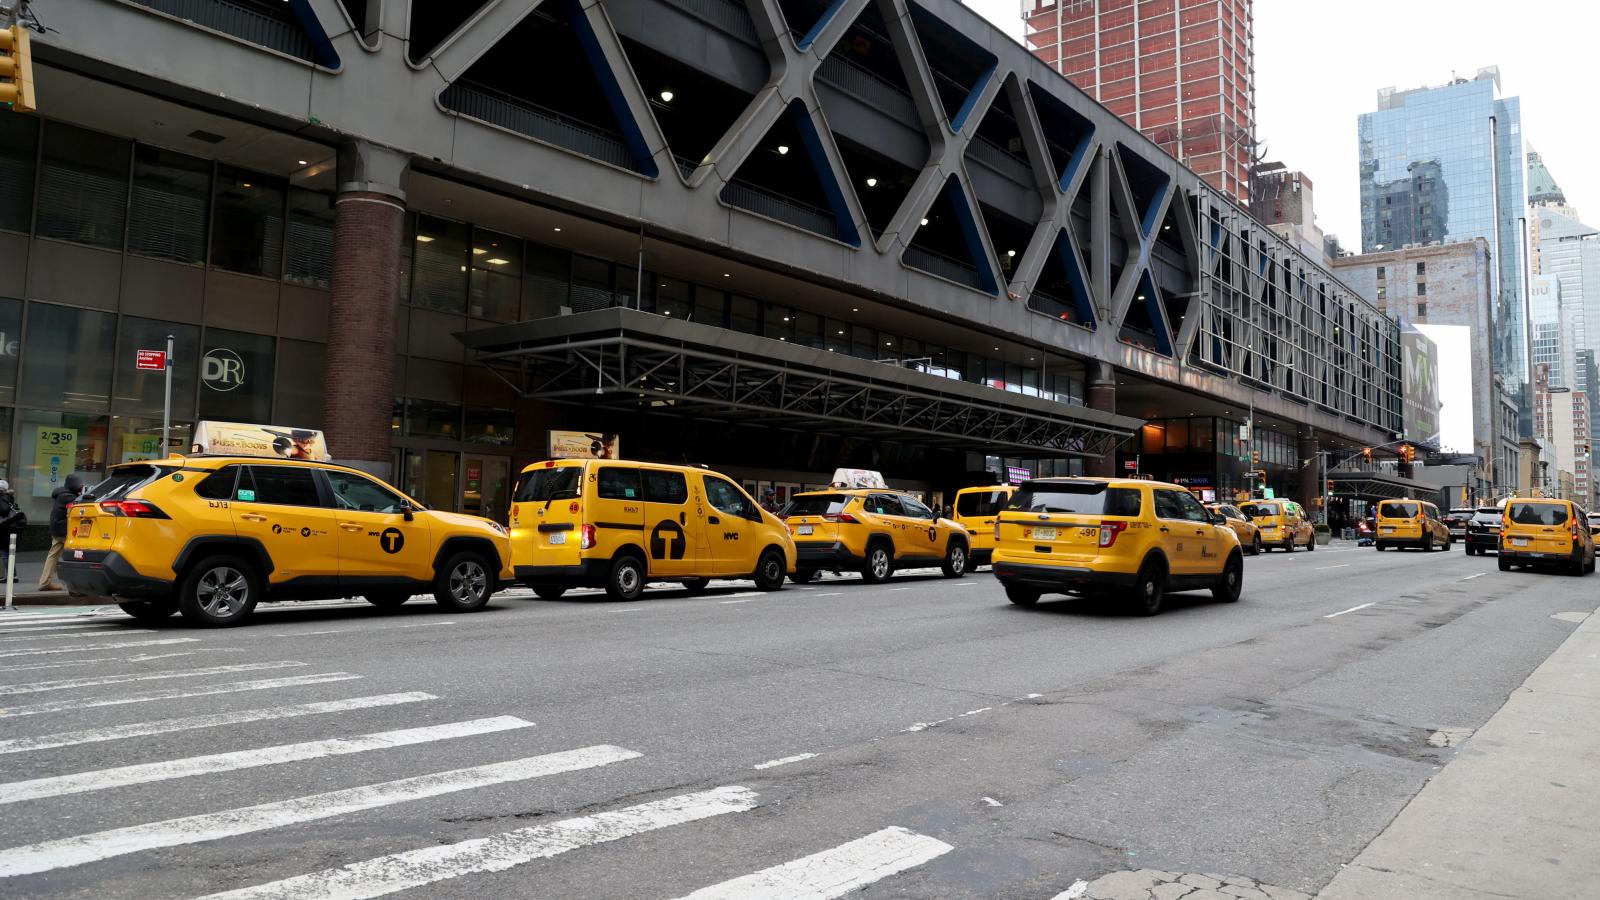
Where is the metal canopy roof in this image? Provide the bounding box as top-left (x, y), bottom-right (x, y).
top-left (1329, 470), bottom-right (1445, 502)
top-left (458, 309), bottom-right (1145, 458)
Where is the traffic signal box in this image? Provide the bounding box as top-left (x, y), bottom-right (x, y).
top-left (0, 24), bottom-right (36, 113)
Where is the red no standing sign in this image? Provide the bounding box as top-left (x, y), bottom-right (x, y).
top-left (135, 349), bottom-right (167, 371)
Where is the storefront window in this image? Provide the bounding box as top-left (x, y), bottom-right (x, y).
top-left (0, 297), bottom-right (19, 405)
top-left (0, 110), bottom-right (38, 234)
top-left (1165, 418), bottom-right (1189, 450)
top-left (464, 407), bottom-right (514, 445)
top-left (212, 167), bottom-right (285, 278)
top-left (1191, 417), bottom-right (1215, 451)
top-left (404, 398), bottom-right (463, 439)
top-left (468, 227), bottom-right (521, 321)
top-left (15, 410), bottom-right (109, 520)
top-left (113, 317), bottom-right (200, 418)
top-left (110, 416), bottom-right (193, 464)
top-left (198, 328), bottom-right (275, 423)
top-left (128, 145), bottom-right (210, 265)
top-left (22, 303), bottom-right (117, 412)
top-left (411, 215), bottom-right (469, 312)
top-left (285, 187), bottom-right (335, 288)
top-left (36, 122), bottom-right (130, 250)
top-left (274, 339), bottom-right (326, 428)
top-left (1141, 423), bottom-right (1165, 455)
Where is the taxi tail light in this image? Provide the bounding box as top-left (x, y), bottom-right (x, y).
top-left (822, 513), bottom-right (859, 524)
top-left (1098, 521), bottom-right (1128, 548)
top-left (994, 519), bottom-right (1001, 540)
top-left (579, 524), bottom-right (596, 550)
top-left (99, 500), bottom-right (169, 519)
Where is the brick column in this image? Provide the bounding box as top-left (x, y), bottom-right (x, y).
top-left (1086, 360), bottom-right (1117, 478)
top-left (324, 141), bottom-right (409, 479)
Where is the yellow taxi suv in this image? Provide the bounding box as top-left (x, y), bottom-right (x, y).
top-left (1205, 502), bottom-right (1262, 556)
top-left (785, 488), bottom-right (969, 583)
top-left (59, 456), bottom-right (512, 627)
top-left (1239, 499), bottom-right (1315, 552)
top-left (1374, 498), bottom-right (1451, 552)
top-left (510, 459), bottom-right (795, 601)
top-left (1498, 498), bottom-right (1595, 575)
top-left (952, 485), bottom-right (1017, 568)
top-left (991, 477), bottom-right (1243, 616)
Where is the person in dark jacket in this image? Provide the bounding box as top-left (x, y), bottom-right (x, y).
top-left (39, 473), bottom-right (82, 592)
top-left (0, 480), bottom-right (20, 582)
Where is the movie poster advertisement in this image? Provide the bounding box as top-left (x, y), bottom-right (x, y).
top-left (548, 431), bottom-right (620, 460)
top-left (192, 422), bottom-right (331, 461)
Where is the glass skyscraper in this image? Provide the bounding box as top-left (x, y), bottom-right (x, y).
top-left (1358, 68), bottom-right (1527, 407)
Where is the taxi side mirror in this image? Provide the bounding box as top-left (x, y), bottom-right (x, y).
top-left (400, 501), bottom-right (415, 522)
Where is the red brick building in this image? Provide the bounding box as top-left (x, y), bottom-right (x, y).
top-left (1023, 0), bottom-right (1255, 203)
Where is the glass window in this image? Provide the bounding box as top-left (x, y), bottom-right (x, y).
top-left (1190, 417), bottom-right (1214, 451)
top-left (862, 494), bottom-right (904, 516)
top-left (0, 297), bottom-right (19, 405)
top-left (654, 277), bottom-right (692, 320)
top-left (615, 263), bottom-right (640, 309)
top-left (110, 416), bottom-right (189, 464)
top-left (198, 328), bottom-right (275, 423)
top-left (128, 145), bottom-right (210, 265)
top-left (1173, 490), bottom-right (1210, 522)
top-left (275, 339), bottom-right (326, 429)
top-left (523, 243), bottom-right (569, 319)
top-left (211, 166), bottom-right (285, 278)
top-left (22, 303), bottom-right (117, 412)
top-left (1165, 419), bottom-right (1189, 449)
top-left (730, 295), bottom-right (759, 335)
top-left (703, 475), bottom-right (754, 518)
top-left (598, 466), bottom-right (642, 500)
top-left (35, 122), bottom-right (129, 250)
top-left (1154, 489), bottom-right (1189, 520)
top-left (786, 493), bottom-right (846, 516)
top-left (956, 489), bottom-right (1007, 517)
top-left (241, 465), bottom-right (322, 507)
top-left (825, 319), bottom-right (849, 354)
top-left (411, 215), bottom-right (469, 312)
top-left (285, 187), bottom-right (335, 288)
top-left (763, 303), bottom-right (795, 343)
top-left (464, 407), bottom-right (514, 446)
top-left (900, 495), bottom-right (934, 518)
top-left (1008, 482), bottom-right (1142, 516)
top-left (15, 410), bottom-right (108, 520)
top-left (113, 317), bottom-right (200, 418)
top-left (325, 469), bottom-right (407, 513)
top-left (794, 311), bottom-right (824, 350)
top-left (694, 288), bottom-right (726, 327)
top-left (195, 465), bottom-right (242, 500)
top-left (514, 465), bottom-right (579, 502)
top-left (468, 227), bottom-right (521, 321)
top-left (641, 468), bottom-right (687, 504)
top-left (569, 255), bottom-right (613, 313)
top-left (1141, 424), bottom-right (1165, 455)
top-left (0, 110), bottom-right (37, 233)
top-left (403, 398), bottom-right (462, 439)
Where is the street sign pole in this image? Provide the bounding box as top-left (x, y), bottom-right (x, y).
top-left (162, 334), bottom-right (174, 456)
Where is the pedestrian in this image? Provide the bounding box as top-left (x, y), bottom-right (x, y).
top-left (760, 489), bottom-right (781, 514)
top-left (0, 480), bottom-right (23, 582)
top-left (39, 473), bottom-right (81, 592)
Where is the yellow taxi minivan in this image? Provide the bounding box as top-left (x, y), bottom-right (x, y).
top-left (511, 459), bottom-right (796, 600)
top-left (991, 477), bottom-right (1243, 615)
top-left (785, 487), bottom-right (970, 583)
top-left (59, 440), bottom-right (512, 627)
top-left (1374, 498), bottom-right (1451, 551)
top-left (952, 485), bottom-right (1017, 568)
top-left (1239, 499), bottom-right (1316, 552)
top-left (1498, 497), bottom-right (1595, 575)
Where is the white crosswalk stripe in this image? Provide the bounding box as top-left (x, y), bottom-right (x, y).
top-left (1, 672), bottom-right (362, 717)
top-left (0, 692), bottom-right (436, 755)
top-left (673, 826), bottom-right (953, 899)
top-left (0, 661), bottom-right (306, 696)
top-left (0, 637), bottom-right (199, 659)
top-left (0, 744), bottom-right (641, 878)
top-left (0, 628), bottom-right (154, 643)
top-left (197, 786), bottom-right (760, 900)
top-left (0, 621), bottom-right (129, 635)
top-left (0, 716), bottom-right (534, 804)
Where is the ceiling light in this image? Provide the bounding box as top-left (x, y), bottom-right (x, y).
top-left (1006, 249), bottom-right (1017, 257)
top-left (240, 183), bottom-right (252, 189)
top-left (660, 90), bottom-right (674, 102)
top-left (472, 248), bottom-right (486, 255)
top-left (553, 227), bottom-right (562, 232)
top-left (777, 145), bottom-right (790, 155)
top-left (920, 218), bottom-right (929, 226)
top-left (415, 235), bottom-right (435, 243)
top-left (851, 307), bottom-right (859, 312)
top-left (837, 330), bottom-right (845, 335)
top-left (865, 177), bottom-right (878, 187)
top-left (782, 316), bottom-right (791, 322)
top-left (722, 273), bottom-right (730, 278)
top-left (296, 159), bottom-right (308, 166)
top-left (486, 257), bottom-right (509, 265)
top-left (459, 265), bottom-right (467, 272)
top-left (1163, 224), bottom-right (1171, 230)
top-left (885, 341), bottom-right (893, 346)
top-left (1136, 294), bottom-right (1146, 300)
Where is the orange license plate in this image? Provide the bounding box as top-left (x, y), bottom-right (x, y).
top-left (75, 520), bottom-right (92, 538)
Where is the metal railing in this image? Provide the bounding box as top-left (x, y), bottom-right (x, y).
top-left (129, 0), bottom-right (313, 61)
top-left (903, 245), bottom-right (981, 289)
top-left (720, 181), bottom-right (839, 240)
top-left (967, 135), bottom-right (1034, 185)
top-left (658, 0), bottom-right (758, 41)
top-left (816, 55), bottom-right (917, 120)
top-left (441, 82), bottom-right (638, 172)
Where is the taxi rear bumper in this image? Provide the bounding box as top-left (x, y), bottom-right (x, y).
top-left (992, 560), bottom-right (1138, 590)
top-left (794, 541), bottom-right (864, 569)
top-left (59, 550), bottom-right (174, 600)
top-left (516, 561), bottom-right (612, 587)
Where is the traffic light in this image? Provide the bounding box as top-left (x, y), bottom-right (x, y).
top-left (1362, 447), bottom-right (1373, 463)
top-left (0, 24), bottom-right (36, 113)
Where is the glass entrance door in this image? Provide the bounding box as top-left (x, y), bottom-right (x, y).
top-left (462, 455), bottom-right (512, 523)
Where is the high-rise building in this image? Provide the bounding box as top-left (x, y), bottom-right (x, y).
top-left (1358, 67), bottom-right (1528, 415)
top-left (1528, 274), bottom-right (1570, 388)
top-left (1249, 162), bottom-right (1326, 264)
top-left (1022, 0), bottom-right (1255, 203)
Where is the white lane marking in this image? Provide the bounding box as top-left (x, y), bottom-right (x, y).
top-left (0, 744), bottom-right (641, 878)
top-left (885, 587), bottom-right (913, 592)
top-left (272, 621), bottom-right (459, 637)
top-left (606, 608), bottom-right (644, 614)
top-left (200, 786), bottom-right (758, 900)
top-left (1314, 564), bottom-right (1350, 571)
top-left (0, 716), bottom-right (533, 804)
top-left (1324, 602), bottom-right (1376, 619)
top-left (0, 638), bottom-right (198, 659)
top-left (1050, 880), bottom-right (1091, 900)
top-left (128, 649), bottom-right (245, 662)
top-left (673, 825), bottom-right (952, 899)
top-left (720, 597), bottom-right (766, 605)
top-left (811, 592), bottom-right (843, 598)
top-left (0, 622), bottom-right (129, 636)
top-left (0, 661), bottom-right (306, 696)
top-left (394, 621), bottom-right (455, 628)
top-left (0, 658), bottom-right (110, 673)
top-left (1460, 573), bottom-right (1486, 581)
top-left (0, 628), bottom-right (155, 643)
top-left (0, 692), bottom-right (436, 755)
top-left (753, 753), bottom-right (817, 770)
top-left (981, 797), bottom-right (1003, 807)
top-left (1, 673), bottom-right (362, 718)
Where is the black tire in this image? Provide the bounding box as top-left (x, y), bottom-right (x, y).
top-left (790, 568), bottom-right (818, 584)
top-left (364, 591), bottom-right (413, 609)
top-left (533, 585), bottom-right (567, 601)
top-left (1131, 558), bottom-right (1166, 616)
top-left (1422, 532), bottom-right (1434, 552)
top-left (941, 541), bottom-right (968, 578)
top-left (753, 549), bottom-right (786, 591)
top-left (860, 542), bottom-right (894, 584)
top-left (177, 555), bottom-right (261, 627)
top-left (1307, 535), bottom-right (1316, 552)
top-left (603, 553), bottom-right (647, 602)
top-left (1283, 539), bottom-right (1294, 553)
top-left (1213, 552), bottom-right (1243, 603)
top-left (1376, 542), bottom-right (1385, 552)
top-left (118, 599), bottom-right (178, 622)
top-left (433, 551), bottom-right (493, 611)
top-left (1498, 554), bottom-right (1511, 572)
top-left (1004, 584), bottom-right (1041, 606)
top-left (1443, 534), bottom-right (1452, 550)
top-left (1250, 535), bottom-right (1262, 556)
top-left (681, 577), bottom-right (711, 594)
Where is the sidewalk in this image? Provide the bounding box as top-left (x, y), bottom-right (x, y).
top-left (0, 550), bottom-right (73, 608)
top-left (1317, 610), bottom-right (1600, 900)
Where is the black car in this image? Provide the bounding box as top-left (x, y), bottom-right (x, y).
top-left (1463, 507), bottom-right (1503, 555)
top-left (1443, 507), bottom-right (1476, 539)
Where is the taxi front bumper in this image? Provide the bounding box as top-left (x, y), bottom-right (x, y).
top-left (58, 551), bottom-right (174, 600)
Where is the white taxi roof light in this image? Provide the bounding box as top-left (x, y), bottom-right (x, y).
top-left (830, 468), bottom-right (887, 489)
top-left (190, 421), bottom-right (332, 462)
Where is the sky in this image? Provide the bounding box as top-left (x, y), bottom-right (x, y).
top-left (965, 0), bottom-right (1600, 243)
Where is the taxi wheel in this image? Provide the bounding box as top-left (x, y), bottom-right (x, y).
top-left (533, 586), bottom-right (567, 601)
top-left (1497, 554), bottom-right (1512, 572)
top-left (118, 599), bottom-right (178, 622)
top-left (1422, 533), bottom-right (1434, 552)
top-left (434, 551), bottom-right (493, 612)
top-left (1213, 553), bottom-right (1243, 603)
top-left (941, 542), bottom-right (968, 578)
top-left (604, 554), bottom-right (647, 602)
top-left (1131, 560), bottom-right (1166, 617)
top-left (1004, 584), bottom-right (1041, 606)
top-left (861, 544), bottom-right (894, 584)
top-left (1282, 539), bottom-right (1294, 553)
top-left (1250, 535), bottom-right (1262, 556)
top-left (682, 577), bottom-right (712, 594)
top-left (791, 569), bottom-right (818, 584)
top-left (753, 550), bottom-right (786, 591)
top-left (177, 555), bottom-right (260, 627)
top-left (1306, 536), bottom-right (1316, 552)
top-left (364, 591), bottom-right (413, 609)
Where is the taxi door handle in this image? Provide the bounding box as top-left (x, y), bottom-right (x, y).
top-left (679, 511), bottom-right (686, 525)
top-left (1159, 526), bottom-right (1170, 533)
top-left (340, 523), bottom-right (363, 532)
top-left (707, 516), bottom-right (721, 525)
top-left (240, 513), bottom-right (268, 523)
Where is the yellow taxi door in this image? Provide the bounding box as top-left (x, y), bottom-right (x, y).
top-left (320, 469), bottom-right (433, 584)
top-left (896, 494), bottom-right (943, 559)
top-left (701, 474), bottom-right (762, 574)
top-left (640, 467), bottom-right (703, 577)
top-left (1174, 490), bottom-right (1223, 566)
top-left (232, 465), bottom-right (341, 585)
top-left (589, 465), bottom-right (646, 558)
top-left (1154, 488), bottom-right (1206, 575)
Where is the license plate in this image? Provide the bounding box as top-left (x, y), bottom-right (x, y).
top-left (548, 532), bottom-right (566, 545)
top-left (1512, 538), bottom-right (1529, 547)
top-left (1031, 527), bottom-right (1057, 541)
top-left (797, 525), bottom-right (814, 535)
top-left (75, 520), bottom-right (91, 538)
top-left (1381, 526), bottom-right (1395, 533)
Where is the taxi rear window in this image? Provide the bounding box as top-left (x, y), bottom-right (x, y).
top-left (1240, 502), bottom-right (1281, 518)
top-left (1507, 502), bottom-right (1568, 526)
top-left (86, 464), bottom-right (175, 502)
top-left (514, 466), bottom-right (580, 502)
top-left (1010, 483), bottom-right (1141, 516)
top-left (956, 490), bottom-right (1008, 517)
top-left (1379, 501), bottom-right (1419, 518)
top-left (786, 494), bottom-right (848, 516)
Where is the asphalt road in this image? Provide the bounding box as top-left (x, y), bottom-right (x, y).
top-left (2, 541), bottom-right (1595, 899)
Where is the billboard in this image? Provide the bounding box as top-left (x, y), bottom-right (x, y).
top-left (1400, 324), bottom-right (1441, 449)
top-left (1414, 324), bottom-right (1474, 455)
top-left (548, 431), bottom-right (620, 460)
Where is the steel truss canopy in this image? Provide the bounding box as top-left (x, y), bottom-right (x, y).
top-left (459, 309), bottom-right (1144, 458)
top-left (1329, 470), bottom-right (1443, 502)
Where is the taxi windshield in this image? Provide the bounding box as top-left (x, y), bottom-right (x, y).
top-left (1240, 502), bottom-right (1280, 519)
top-left (1379, 501), bottom-right (1419, 518)
top-left (515, 466), bottom-right (580, 502)
top-left (1507, 502), bottom-right (1568, 526)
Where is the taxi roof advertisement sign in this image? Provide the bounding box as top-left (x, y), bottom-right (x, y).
top-left (830, 468), bottom-right (887, 489)
top-left (549, 430), bottom-right (620, 460)
top-left (192, 421), bottom-right (331, 461)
